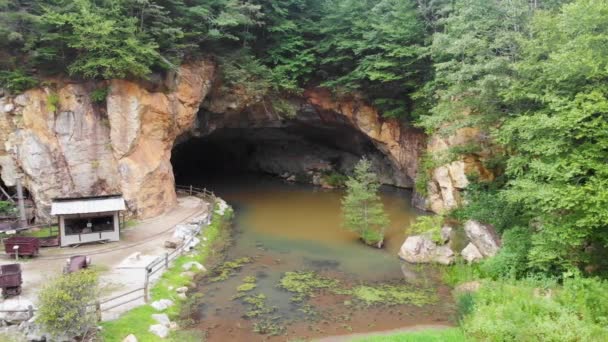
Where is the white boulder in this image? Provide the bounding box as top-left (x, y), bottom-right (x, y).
top-left (149, 324), bottom-right (169, 338)
top-left (461, 243), bottom-right (484, 263)
top-left (150, 299), bottom-right (174, 311)
top-left (172, 224), bottom-right (200, 241)
top-left (0, 299), bottom-right (34, 324)
top-left (464, 220), bottom-right (501, 257)
top-left (123, 334), bottom-right (138, 342)
top-left (182, 261), bottom-right (205, 272)
top-left (398, 235), bottom-right (454, 265)
top-left (151, 313), bottom-right (170, 327)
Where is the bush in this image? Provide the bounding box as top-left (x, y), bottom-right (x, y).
top-left (322, 171), bottom-right (348, 187)
top-left (37, 270), bottom-right (100, 340)
top-left (0, 69), bottom-right (38, 93)
top-left (90, 87), bottom-right (109, 103)
top-left (409, 215), bottom-right (444, 244)
top-left (462, 277), bottom-right (608, 341)
top-left (481, 226), bottom-right (532, 279)
top-left (0, 201), bottom-right (16, 215)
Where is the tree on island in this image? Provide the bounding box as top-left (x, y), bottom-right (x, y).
top-left (341, 158), bottom-right (390, 248)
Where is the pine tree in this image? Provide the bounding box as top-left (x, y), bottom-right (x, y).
top-left (341, 158), bottom-right (390, 248)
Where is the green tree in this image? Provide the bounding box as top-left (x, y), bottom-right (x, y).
top-left (497, 0), bottom-right (608, 272)
top-left (37, 270), bottom-right (100, 339)
top-left (341, 157), bottom-right (389, 248)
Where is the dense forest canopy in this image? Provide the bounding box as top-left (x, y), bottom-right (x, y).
top-left (2, 0), bottom-right (608, 277)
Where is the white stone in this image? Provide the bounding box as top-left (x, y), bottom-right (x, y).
top-left (0, 299), bottom-right (34, 324)
top-left (149, 324), bottom-right (169, 339)
top-left (3, 103), bottom-right (14, 113)
top-left (215, 199), bottom-right (229, 215)
top-left (182, 261), bottom-right (205, 272)
top-left (151, 313), bottom-right (170, 327)
top-left (177, 293), bottom-right (187, 300)
top-left (464, 220), bottom-right (501, 257)
top-left (176, 287), bottom-right (188, 294)
top-left (184, 237), bottom-right (200, 251)
top-left (123, 334), bottom-right (138, 342)
top-left (398, 235), bottom-right (455, 265)
top-left (172, 224), bottom-right (200, 240)
top-left (189, 213), bottom-right (210, 225)
top-left (440, 225), bottom-right (453, 244)
top-left (461, 243), bottom-right (484, 263)
top-left (434, 245), bottom-right (456, 265)
top-left (150, 299), bottom-right (174, 311)
top-left (13, 94), bottom-right (27, 106)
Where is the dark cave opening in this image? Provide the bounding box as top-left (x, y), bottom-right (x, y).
top-left (171, 121), bottom-right (410, 188)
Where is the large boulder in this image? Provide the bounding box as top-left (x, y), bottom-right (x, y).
top-left (464, 220), bottom-right (501, 257)
top-left (461, 243), bottom-right (484, 263)
top-left (149, 324), bottom-right (168, 339)
top-left (398, 235), bottom-right (455, 265)
top-left (0, 299), bottom-right (34, 324)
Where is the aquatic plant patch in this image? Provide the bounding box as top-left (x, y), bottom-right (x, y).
top-left (350, 284), bottom-right (438, 307)
top-left (278, 271), bottom-right (340, 302)
top-left (209, 257), bottom-right (253, 282)
top-left (236, 276), bottom-right (257, 293)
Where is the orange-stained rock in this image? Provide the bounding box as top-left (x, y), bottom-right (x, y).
top-left (0, 60), bottom-right (216, 220)
top-left (304, 88), bottom-right (425, 183)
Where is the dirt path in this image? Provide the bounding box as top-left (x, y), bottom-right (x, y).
top-left (314, 324), bottom-right (454, 342)
top-left (0, 196), bottom-right (208, 319)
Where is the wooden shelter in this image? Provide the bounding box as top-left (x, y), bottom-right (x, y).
top-left (51, 195), bottom-right (126, 247)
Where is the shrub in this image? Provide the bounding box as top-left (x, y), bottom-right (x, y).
top-left (90, 87), bottom-right (109, 103)
top-left (481, 226), bottom-right (532, 279)
top-left (322, 171), bottom-right (348, 187)
top-left (37, 270), bottom-right (100, 340)
top-left (0, 201), bottom-right (16, 215)
top-left (409, 215), bottom-right (444, 244)
top-left (462, 278), bottom-right (608, 341)
top-left (0, 69), bottom-right (38, 93)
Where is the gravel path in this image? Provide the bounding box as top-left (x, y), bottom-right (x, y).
top-left (0, 196), bottom-right (208, 319)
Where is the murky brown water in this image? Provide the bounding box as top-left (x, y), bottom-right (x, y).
top-left (182, 175), bottom-right (455, 341)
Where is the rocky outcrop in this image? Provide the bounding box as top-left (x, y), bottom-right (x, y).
top-left (423, 127), bottom-right (494, 213)
top-left (398, 235), bottom-right (455, 265)
top-left (461, 242), bottom-right (484, 263)
top-left (304, 89), bottom-right (425, 186)
top-left (0, 60), bottom-right (216, 219)
top-left (464, 220), bottom-right (501, 257)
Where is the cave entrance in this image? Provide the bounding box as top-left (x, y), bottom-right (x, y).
top-left (171, 121), bottom-right (408, 188)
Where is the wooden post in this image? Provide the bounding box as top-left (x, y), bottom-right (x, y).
top-left (164, 252), bottom-right (169, 269)
top-left (144, 267), bottom-right (150, 303)
top-left (27, 305), bottom-right (34, 320)
top-left (95, 301), bottom-right (101, 322)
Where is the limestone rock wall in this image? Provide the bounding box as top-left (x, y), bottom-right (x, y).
top-left (424, 127), bottom-right (494, 213)
top-left (0, 60), bottom-right (216, 220)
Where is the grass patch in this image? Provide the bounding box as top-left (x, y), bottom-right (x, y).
top-left (100, 203), bottom-right (233, 341)
top-left (23, 226), bottom-right (58, 238)
top-left (354, 327), bottom-right (466, 342)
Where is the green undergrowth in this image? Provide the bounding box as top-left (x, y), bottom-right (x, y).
top-left (354, 327), bottom-right (466, 342)
top-left (100, 204), bottom-right (233, 342)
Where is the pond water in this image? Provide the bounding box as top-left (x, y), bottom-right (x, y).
top-left (183, 175), bottom-right (455, 341)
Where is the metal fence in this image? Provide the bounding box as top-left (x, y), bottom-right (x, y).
top-left (0, 185), bottom-right (218, 322)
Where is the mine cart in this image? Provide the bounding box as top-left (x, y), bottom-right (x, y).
top-left (0, 263), bottom-right (22, 298)
top-left (4, 236), bottom-right (40, 258)
top-left (63, 255), bottom-right (91, 274)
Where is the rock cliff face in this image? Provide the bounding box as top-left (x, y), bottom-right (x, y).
top-left (1, 61), bottom-right (484, 220)
top-left (423, 127), bottom-right (494, 213)
top-left (0, 60), bottom-right (216, 219)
